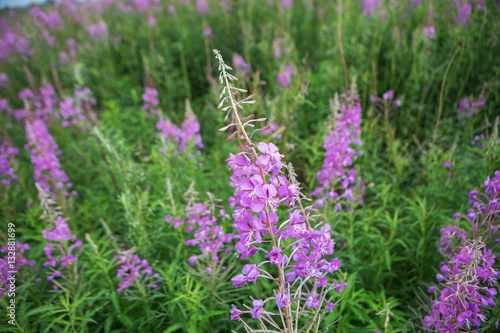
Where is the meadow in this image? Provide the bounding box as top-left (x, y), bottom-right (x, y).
top-left (0, 0), bottom-right (499, 332)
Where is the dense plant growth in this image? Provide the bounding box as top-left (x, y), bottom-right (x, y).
top-left (0, 0), bottom-right (499, 332)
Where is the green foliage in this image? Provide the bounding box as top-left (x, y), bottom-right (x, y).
top-left (0, 0), bottom-right (499, 332)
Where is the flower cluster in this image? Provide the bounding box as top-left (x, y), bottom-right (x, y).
top-left (454, 0), bottom-right (485, 24)
top-left (25, 119), bottom-right (76, 198)
top-left (0, 73), bottom-right (9, 88)
top-left (277, 65), bottom-right (295, 89)
top-left (142, 87), bottom-right (160, 116)
top-left (442, 159), bottom-right (452, 179)
top-left (0, 241), bottom-right (38, 298)
top-left (166, 192), bottom-right (233, 275)
top-left (272, 37), bottom-right (290, 58)
top-left (0, 140), bottom-right (18, 191)
top-left (114, 250), bottom-right (162, 293)
top-left (215, 49), bottom-right (346, 331)
top-left (423, 171), bottom-right (500, 331)
top-left (0, 28), bottom-right (32, 62)
top-left (371, 90), bottom-right (402, 110)
top-left (17, 84), bottom-right (59, 123)
top-left (87, 21), bottom-right (109, 40)
top-left (363, 0), bottom-right (382, 17)
top-left (37, 184), bottom-right (83, 290)
top-left (457, 96), bottom-right (485, 117)
top-left (423, 26), bottom-right (436, 39)
top-left (60, 87), bottom-right (96, 128)
top-left (0, 99), bottom-right (11, 118)
top-left (311, 88), bottom-right (364, 211)
top-left (156, 106), bottom-right (204, 154)
top-left (232, 54), bottom-right (250, 77)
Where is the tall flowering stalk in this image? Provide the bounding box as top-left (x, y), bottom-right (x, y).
top-left (18, 84), bottom-right (59, 123)
top-left (0, 241), bottom-right (39, 298)
top-left (37, 184), bottom-right (83, 291)
top-left (25, 118), bottom-right (76, 199)
top-left (60, 87), bottom-right (97, 128)
top-left (311, 86), bottom-right (364, 211)
top-left (142, 87), bottom-right (160, 116)
top-left (457, 83), bottom-right (486, 118)
top-left (114, 249), bottom-right (162, 294)
top-left (0, 138), bottom-right (19, 193)
top-left (156, 100), bottom-right (204, 155)
top-left (165, 186), bottom-right (233, 276)
top-left (422, 171), bottom-right (500, 331)
top-left (214, 50), bottom-right (345, 332)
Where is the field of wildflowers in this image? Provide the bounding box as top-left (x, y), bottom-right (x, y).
top-left (0, 0), bottom-right (499, 332)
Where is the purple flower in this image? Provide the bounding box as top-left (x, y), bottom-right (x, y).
top-left (0, 140), bottom-right (19, 191)
top-left (242, 264), bottom-right (259, 282)
top-left (168, 194), bottom-right (233, 274)
top-left (0, 242), bottom-right (37, 298)
top-left (382, 90), bottom-right (394, 100)
top-left (87, 21), bottom-right (108, 40)
top-left (276, 290), bottom-right (288, 308)
top-left (156, 101), bottom-right (203, 154)
top-left (25, 119), bottom-right (75, 198)
top-left (203, 27), bottom-right (213, 38)
top-left (457, 4), bottom-right (472, 23)
top-left (37, 187), bottom-right (82, 289)
top-left (230, 304), bottom-right (242, 320)
top-left (114, 250), bottom-right (162, 293)
top-left (306, 291), bottom-right (320, 308)
top-left (0, 73), bottom-right (10, 88)
top-left (423, 26), bottom-right (436, 39)
top-left (232, 54), bottom-right (250, 76)
top-left (148, 16), bottom-right (156, 27)
top-left (232, 274), bottom-right (246, 288)
top-left (326, 302), bottom-right (335, 312)
top-left (424, 170), bottom-right (500, 331)
top-left (251, 299), bottom-right (264, 319)
top-left (196, 0), bottom-right (210, 14)
top-left (457, 94), bottom-right (485, 117)
top-left (265, 248), bottom-right (286, 265)
top-left (363, 0), bottom-right (381, 16)
top-left (277, 65), bottom-right (295, 89)
top-left (214, 50), bottom-right (346, 329)
top-left (314, 89), bottom-right (363, 210)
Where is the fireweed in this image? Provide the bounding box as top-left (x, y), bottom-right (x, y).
top-left (25, 118), bottom-right (76, 199)
top-left (454, 0), bottom-right (485, 24)
top-left (457, 84), bottom-right (486, 118)
top-left (423, 26), bottom-right (436, 39)
top-left (0, 240), bottom-right (39, 298)
top-left (87, 21), bottom-right (109, 40)
top-left (0, 138), bottom-right (19, 192)
top-left (142, 87), bottom-right (161, 117)
top-left (422, 171), bottom-right (500, 331)
top-left (214, 49), bottom-right (346, 332)
top-left (60, 87), bottom-right (97, 128)
top-left (114, 249), bottom-right (162, 294)
top-left (232, 54), bottom-right (251, 78)
top-left (156, 101), bottom-right (204, 156)
top-left (363, 0), bottom-right (382, 17)
top-left (442, 159), bottom-right (453, 179)
top-left (18, 84), bottom-right (58, 123)
top-left (370, 90), bottom-right (402, 112)
top-left (37, 184), bottom-right (83, 291)
top-left (165, 187), bottom-right (233, 275)
top-left (0, 98), bottom-right (11, 118)
top-left (311, 86), bottom-right (364, 212)
top-left (0, 73), bottom-right (9, 88)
